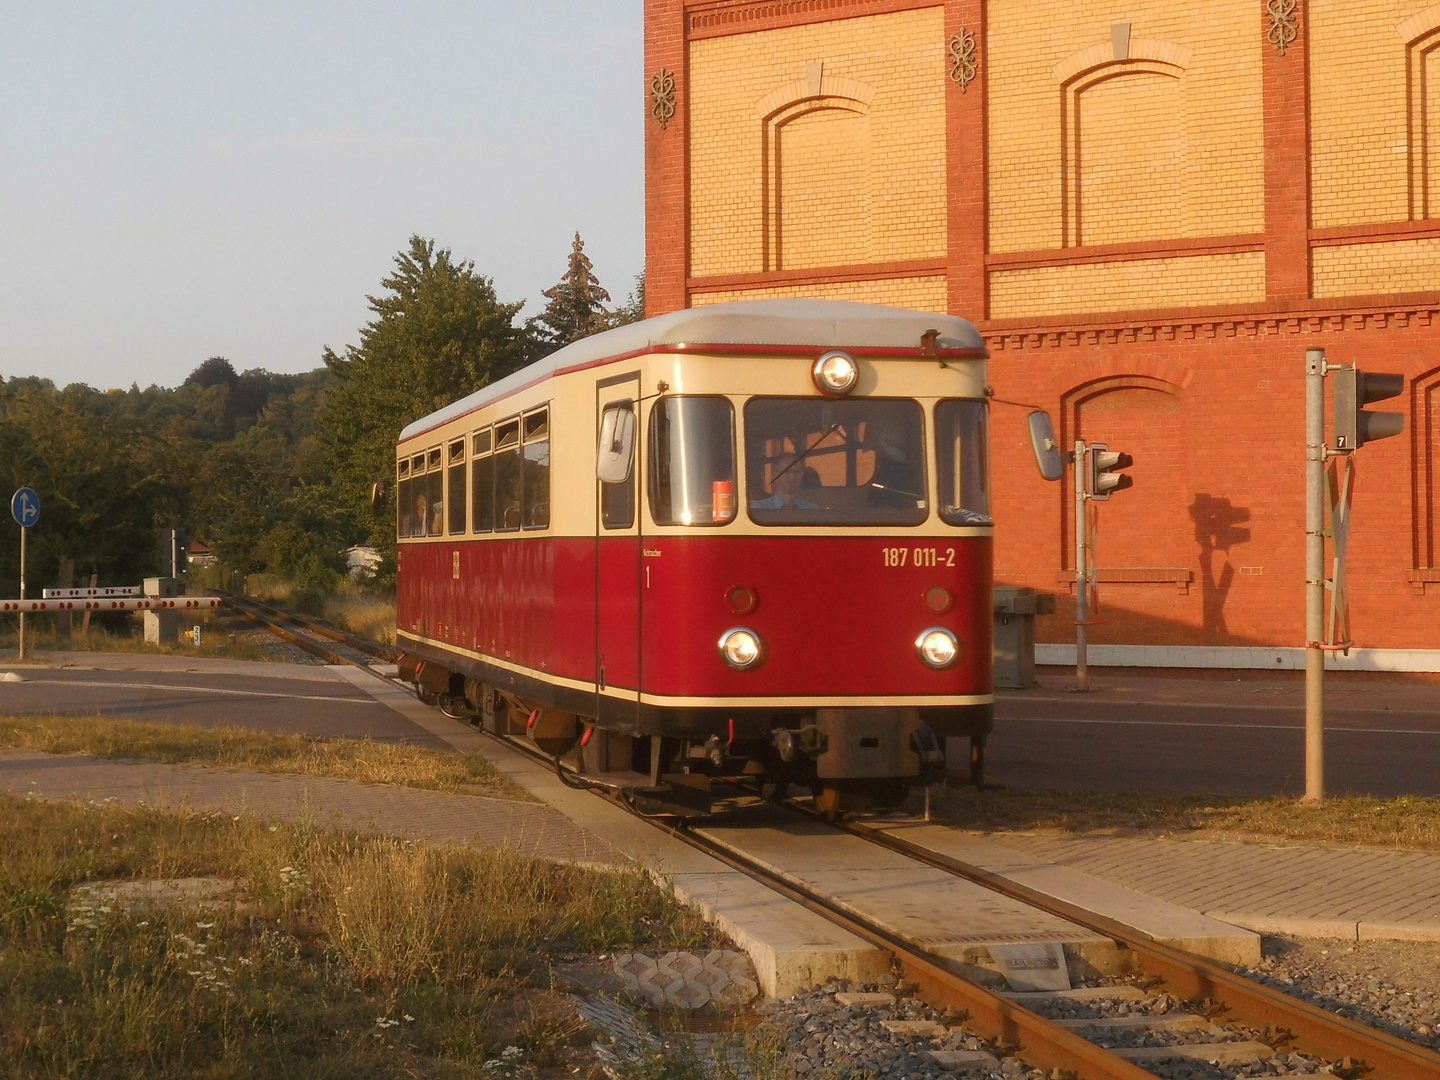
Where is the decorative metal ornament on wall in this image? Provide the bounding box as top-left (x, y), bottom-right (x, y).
top-left (949, 29), bottom-right (979, 91)
top-left (650, 69), bottom-right (677, 129)
top-left (1266, 0), bottom-right (1299, 55)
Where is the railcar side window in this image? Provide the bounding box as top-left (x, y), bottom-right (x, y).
top-left (936, 400), bottom-right (991, 526)
top-left (447, 439), bottom-right (467, 535)
top-left (522, 407), bottom-right (550, 530)
top-left (744, 398), bottom-right (927, 526)
top-left (494, 418), bottom-right (522, 532)
top-left (648, 396), bottom-right (736, 526)
top-left (411, 454), bottom-right (428, 537)
top-left (472, 427), bottom-right (494, 533)
top-left (426, 447), bottom-right (443, 536)
top-left (600, 401), bottom-right (636, 529)
top-left (397, 458), bottom-right (412, 538)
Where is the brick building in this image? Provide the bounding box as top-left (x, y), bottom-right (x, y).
top-left (641, 0), bottom-right (1440, 667)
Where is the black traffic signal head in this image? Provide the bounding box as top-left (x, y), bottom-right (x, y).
top-left (1333, 367), bottom-right (1405, 450)
top-left (1087, 443), bottom-right (1134, 500)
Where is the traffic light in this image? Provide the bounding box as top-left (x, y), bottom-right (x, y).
top-left (1087, 443), bottom-right (1133, 500)
top-left (1333, 367), bottom-right (1405, 450)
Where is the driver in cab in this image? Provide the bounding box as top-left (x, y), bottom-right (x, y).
top-left (750, 452), bottom-right (818, 510)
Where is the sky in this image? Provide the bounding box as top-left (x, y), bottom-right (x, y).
top-left (0, 1), bottom-right (644, 390)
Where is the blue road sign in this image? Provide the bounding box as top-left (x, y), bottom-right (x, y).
top-left (11, 488), bottom-right (39, 528)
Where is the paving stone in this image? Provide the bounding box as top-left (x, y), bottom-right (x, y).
top-left (928, 1049), bottom-right (1000, 1070)
top-left (883, 1019), bottom-right (948, 1035)
top-left (613, 949), bottom-right (759, 1010)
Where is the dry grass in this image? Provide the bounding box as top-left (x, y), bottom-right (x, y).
top-left (0, 714), bottom-right (536, 802)
top-left (925, 786), bottom-right (1440, 851)
top-left (323, 593), bottom-right (397, 648)
top-left (0, 621), bottom-right (279, 662)
top-left (0, 796), bottom-right (713, 1079)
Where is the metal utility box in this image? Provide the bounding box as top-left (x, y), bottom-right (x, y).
top-left (994, 586), bottom-right (1055, 689)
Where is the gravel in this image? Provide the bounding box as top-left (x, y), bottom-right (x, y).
top-left (1235, 936), bottom-right (1440, 1052)
top-left (747, 976), bottom-right (1342, 1080)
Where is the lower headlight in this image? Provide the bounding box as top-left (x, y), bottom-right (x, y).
top-left (915, 627), bottom-right (961, 669)
top-left (718, 627), bottom-right (765, 670)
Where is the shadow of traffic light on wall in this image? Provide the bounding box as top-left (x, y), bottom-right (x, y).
top-left (1189, 494), bottom-right (1252, 635)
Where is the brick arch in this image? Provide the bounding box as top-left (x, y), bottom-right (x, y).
top-left (1054, 38), bottom-right (1192, 248)
top-left (753, 65), bottom-right (876, 271)
top-left (1412, 363), bottom-right (1440, 571)
top-left (1059, 373), bottom-right (1182, 451)
top-left (1050, 356), bottom-right (1195, 402)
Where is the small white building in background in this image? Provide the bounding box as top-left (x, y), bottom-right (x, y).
top-left (345, 545), bottom-right (382, 580)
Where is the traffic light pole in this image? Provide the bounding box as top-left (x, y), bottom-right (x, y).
top-left (1074, 439), bottom-right (1089, 691)
top-left (1304, 348), bottom-right (1327, 804)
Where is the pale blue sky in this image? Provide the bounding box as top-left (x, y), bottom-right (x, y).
top-left (0, 2), bottom-right (643, 389)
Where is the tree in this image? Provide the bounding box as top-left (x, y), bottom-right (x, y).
top-left (320, 236), bottom-right (532, 555)
top-left (532, 233), bottom-right (613, 350)
top-left (186, 357), bottom-right (239, 388)
top-left (610, 272), bottom-right (646, 327)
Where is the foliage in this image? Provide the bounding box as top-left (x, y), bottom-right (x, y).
top-left (320, 236), bottom-right (534, 562)
top-left (531, 232), bottom-right (614, 350)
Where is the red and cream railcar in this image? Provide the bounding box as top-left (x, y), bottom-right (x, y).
top-left (394, 299), bottom-right (993, 814)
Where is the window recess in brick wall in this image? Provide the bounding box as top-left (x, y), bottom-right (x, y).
top-left (1412, 364), bottom-right (1440, 590)
top-left (1057, 568), bottom-right (1194, 594)
top-left (1401, 12), bottom-right (1440, 221)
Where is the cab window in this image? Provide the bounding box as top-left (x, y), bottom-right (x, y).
top-left (936, 400), bottom-right (990, 525)
top-left (744, 398), bottom-right (927, 526)
top-left (648, 396), bottom-right (736, 526)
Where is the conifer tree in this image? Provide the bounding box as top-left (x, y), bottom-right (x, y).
top-left (532, 233), bottom-right (613, 351)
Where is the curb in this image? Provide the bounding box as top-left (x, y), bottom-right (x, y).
top-left (1206, 912), bottom-right (1440, 942)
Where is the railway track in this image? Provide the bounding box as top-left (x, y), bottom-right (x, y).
top-left (226, 602), bottom-right (1440, 1080)
top-left (220, 594), bottom-right (398, 669)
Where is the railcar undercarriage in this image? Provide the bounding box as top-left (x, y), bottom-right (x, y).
top-left (399, 653), bottom-right (988, 819)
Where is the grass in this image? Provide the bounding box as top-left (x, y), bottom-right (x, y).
top-left (924, 785), bottom-right (1440, 852)
top-left (323, 593), bottom-right (397, 649)
top-left (0, 714), bottom-right (537, 802)
top-left (0, 796), bottom-right (714, 1079)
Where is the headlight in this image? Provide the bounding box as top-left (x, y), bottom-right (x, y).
top-left (915, 627), bottom-right (961, 669)
top-left (718, 627), bottom-right (765, 670)
top-left (812, 350), bottom-right (859, 396)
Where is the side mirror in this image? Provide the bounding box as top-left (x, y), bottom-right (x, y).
top-left (370, 479), bottom-right (390, 516)
top-left (1028, 411), bottom-right (1064, 482)
top-left (596, 406), bottom-right (636, 484)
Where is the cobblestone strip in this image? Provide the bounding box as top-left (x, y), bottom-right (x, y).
top-left (0, 749), bottom-right (621, 866)
top-left (989, 834), bottom-right (1440, 937)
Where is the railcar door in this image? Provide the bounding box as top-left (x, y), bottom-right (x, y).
top-left (594, 373), bottom-right (642, 733)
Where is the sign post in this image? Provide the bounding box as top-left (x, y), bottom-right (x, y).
top-left (10, 488), bottom-right (40, 661)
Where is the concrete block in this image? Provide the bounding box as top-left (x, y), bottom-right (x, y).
top-left (836, 991), bottom-right (895, 1006)
top-left (929, 1050), bottom-right (1000, 1070)
top-left (883, 1019), bottom-right (947, 1036)
top-left (143, 610), bottom-right (179, 645)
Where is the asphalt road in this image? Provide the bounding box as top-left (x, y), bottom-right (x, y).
top-left (989, 675), bottom-right (1440, 798)
top-left (0, 659), bottom-right (452, 750)
top-left (1, 654), bottom-right (1435, 797)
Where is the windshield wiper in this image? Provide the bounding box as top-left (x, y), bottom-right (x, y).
top-left (771, 424), bottom-right (843, 483)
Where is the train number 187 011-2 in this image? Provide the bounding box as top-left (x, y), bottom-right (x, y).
top-left (883, 547), bottom-right (956, 568)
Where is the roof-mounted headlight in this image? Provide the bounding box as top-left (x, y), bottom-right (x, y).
top-left (812, 350), bottom-right (859, 397)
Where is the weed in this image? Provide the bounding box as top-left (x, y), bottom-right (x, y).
top-left (0, 713), bottom-right (534, 800)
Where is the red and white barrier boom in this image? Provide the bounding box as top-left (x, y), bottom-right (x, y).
top-left (0, 597), bottom-right (221, 613)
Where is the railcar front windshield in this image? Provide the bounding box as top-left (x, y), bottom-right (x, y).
top-left (744, 398), bottom-right (927, 526)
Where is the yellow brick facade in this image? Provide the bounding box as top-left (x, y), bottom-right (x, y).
top-left (688, 8), bottom-right (946, 278)
top-left (986, 1), bottom-right (1264, 254)
top-left (989, 253), bottom-right (1267, 319)
top-left (1313, 238), bottom-right (1440, 298)
top-left (691, 276), bottom-right (948, 311)
top-left (1310, 0), bottom-right (1416, 228)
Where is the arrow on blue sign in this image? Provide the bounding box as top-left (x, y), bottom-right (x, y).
top-left (11, 488), bottom-right (40, 528)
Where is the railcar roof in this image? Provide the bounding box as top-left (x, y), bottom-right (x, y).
top-left (397, 298), bottom-right (983, 443)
